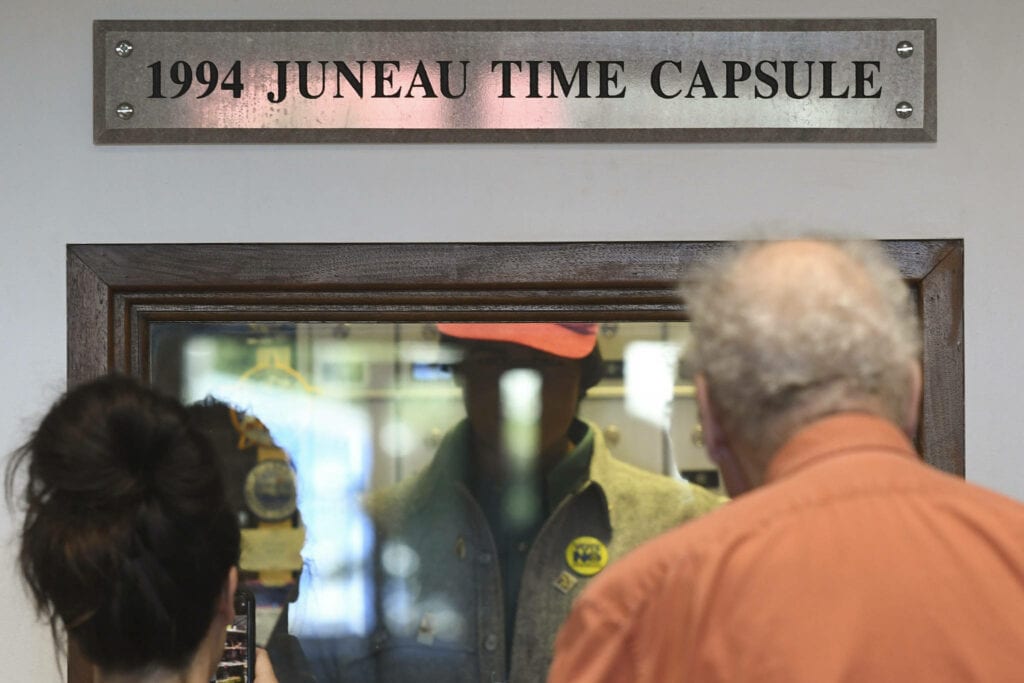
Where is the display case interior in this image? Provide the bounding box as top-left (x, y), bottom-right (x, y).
top-left (65, 240), bottom-right (963, 683)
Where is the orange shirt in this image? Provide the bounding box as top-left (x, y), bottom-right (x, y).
top-left (549, 413), bottom-right (1024, 683)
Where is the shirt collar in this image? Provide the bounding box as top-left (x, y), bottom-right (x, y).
top-left (431, 418), bottom-right (595, 510)
top-left (546, 418), bottom-right (595, 509)
top-left (766, 412), bottom-right (920, 484)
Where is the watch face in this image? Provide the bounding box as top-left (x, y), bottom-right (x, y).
top-left (244, 459), bottom-right (298, 522)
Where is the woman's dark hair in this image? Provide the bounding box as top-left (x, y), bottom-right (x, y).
top-left (5, 374), bottom-right (240, 672)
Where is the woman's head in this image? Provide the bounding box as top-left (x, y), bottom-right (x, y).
top-left (6, 374), bottom-right (240, 673)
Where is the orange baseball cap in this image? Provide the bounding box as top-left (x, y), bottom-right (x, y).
top-left (436, 323), bottom-right (598, 359)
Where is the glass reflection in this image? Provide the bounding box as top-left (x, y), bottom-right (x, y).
top-left (150, 321), bottom-right (724, 683)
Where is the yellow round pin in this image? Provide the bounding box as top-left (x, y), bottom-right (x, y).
top-left (565, 536), bottom-right (609, 576)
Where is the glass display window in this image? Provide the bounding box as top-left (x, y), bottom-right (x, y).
top-left (65, 241), bottom-right (963, 683)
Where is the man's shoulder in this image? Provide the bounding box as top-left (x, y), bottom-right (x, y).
top-left (362, 469), bottom-right (431, 524)
top-left (913, 462), bottom-right (1024, 531)
top-left (599, 454), bottom-right (727, 518)
top-left (593, 456), bottom-right (727, 560)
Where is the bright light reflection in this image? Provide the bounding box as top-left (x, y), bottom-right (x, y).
top-left (500, 368), bottom-right (542, 531)
top-left (381, 541), bottom-right (421, 579)
top-left (624, 341), bottom-right (681, 429)
top-left (182, 339), bottom-right (376, 639)
top-left (383, 578), bottom-right (420, 633)
top-left (378, 419), bottom-right (418, 460)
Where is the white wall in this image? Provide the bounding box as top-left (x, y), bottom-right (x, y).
top-left (3, 0), bottom-right (1023, 678)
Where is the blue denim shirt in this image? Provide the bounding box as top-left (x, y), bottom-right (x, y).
top-left (298, 419), bottom-right (725, 683)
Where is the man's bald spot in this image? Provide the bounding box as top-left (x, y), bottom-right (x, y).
top-left (727, 240), bottom-right (885, 319)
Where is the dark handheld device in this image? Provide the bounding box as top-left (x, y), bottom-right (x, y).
top-left (213, 588), bottom-right (256, 683)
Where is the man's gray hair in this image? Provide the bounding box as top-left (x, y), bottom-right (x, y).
top-left (682, 240), bottom-right (922, 460)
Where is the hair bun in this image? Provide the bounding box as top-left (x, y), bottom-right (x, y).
top-left (8, 374), bottom-right (241, 672)
top-left (103, 401), bottom-right (184, 501)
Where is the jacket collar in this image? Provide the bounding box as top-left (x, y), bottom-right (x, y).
top-left (766, 412), bottom-right (919, 484)
top-left (405, 418), bottom-right (618, 525)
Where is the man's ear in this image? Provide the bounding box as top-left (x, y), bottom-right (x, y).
top-left (696, 374), bottom-right (751, 496)
top-left (903, 361), bottom-right (923, 438)
top-left (695, 374), bottom-right (728, 465)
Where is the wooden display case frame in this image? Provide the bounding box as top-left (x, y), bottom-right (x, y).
top-left (65, 239), bottom-right (963, 682)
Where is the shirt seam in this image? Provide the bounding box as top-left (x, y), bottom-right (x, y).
top-left (770, 443), bottom-right (917, 481)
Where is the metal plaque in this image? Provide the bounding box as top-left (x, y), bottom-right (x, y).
top-left (94, 20), bottom-right (935, 143)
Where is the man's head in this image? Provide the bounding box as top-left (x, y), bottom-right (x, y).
top-left (682, 240), bottom-right (922, 494)
top-left (436, 323), bottom-right (601, 464)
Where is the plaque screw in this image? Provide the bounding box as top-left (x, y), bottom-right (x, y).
top-left (895, 102), bottom-right (914, 119)
top-left (896, 41), bottom-right (914, 58)
top-left (115, 103), bottom-right (135, 120)
top-left (114, 40), bottom-right (134, 58)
